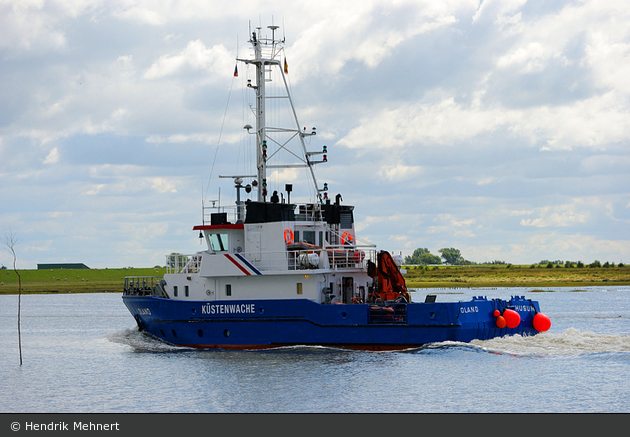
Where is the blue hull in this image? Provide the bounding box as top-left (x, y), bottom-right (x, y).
top-left (122, 295), bottom-right (543, 350)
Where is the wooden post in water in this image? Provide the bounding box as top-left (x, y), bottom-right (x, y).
top-left (3, 230), bottom-right (22, 366)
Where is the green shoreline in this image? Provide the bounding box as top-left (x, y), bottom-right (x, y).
top-left (1, 265), bottom-right (629, 294)
top-left (0, 267), bottom-right (164, 295)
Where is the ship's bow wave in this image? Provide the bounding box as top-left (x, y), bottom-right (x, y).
top-left (107, 328), bottom-right (189, 352)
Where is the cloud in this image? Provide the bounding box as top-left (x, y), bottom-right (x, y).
top-left (152, 177), bottom-right (177, 193)
top-left (518, 196), bottom-right (624, 229)
top-left (378, 164), bottom-right (423, 182)
top-left (43, 147), bottom-right (60, 164)
top-left (338, 91), bottom-right (630, 151)
top-left (520, 207), bottom-right (588, 228)
top-left (287, 0), bottom-right (473, 82)
top-left (2, 0), bottom-right (630, 268)
top-left (472, 0), bottom-right (527, 25)
top-left (144, 40), bottom-right (233, 79)
top-left (496, 42), bottom-right (549, 72)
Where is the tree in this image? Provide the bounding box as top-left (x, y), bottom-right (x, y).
top-left (439, 247), bottom-right (464, 265)
top-left (404, 248), bottom-right (441, 265)
top-left (3, 230), bottom-right (22, 365)
top-left (404, 247), bottom-right (428, 264)
top-left (417, 253), bottom-right (442, 265)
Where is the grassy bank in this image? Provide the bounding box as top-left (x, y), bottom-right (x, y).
top-left (0, 267), bottom-right (165, 294)
top-left (1, 264), bottom-right (630, 295)
top-left (403, 264), bottom-right (630, 289)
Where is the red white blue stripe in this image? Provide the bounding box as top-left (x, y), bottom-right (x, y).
top-left (225, 253), bottom-right (262, 276)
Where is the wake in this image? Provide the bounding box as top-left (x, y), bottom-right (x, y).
top-left (106, 327), bottom-right (188, 352)
top-left (470, 327), bottom-right (630, 357)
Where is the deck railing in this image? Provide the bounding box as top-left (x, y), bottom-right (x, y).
top-left (165, 246), bottom-right (377, 274)
top-left (202, 203), bottom-right (330, 225)
top-left (123, 276), bottom-right (158, 296)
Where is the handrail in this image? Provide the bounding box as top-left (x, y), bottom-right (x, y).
top-left (165, 247), bottom-right (377, 274)
top-left (124, 276), bottom-right (159, 296)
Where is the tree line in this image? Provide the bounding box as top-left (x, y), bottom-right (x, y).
top-left (404, 247), bottom-right (625, 268)
top-left (404, 247), bottom-right (465, 265)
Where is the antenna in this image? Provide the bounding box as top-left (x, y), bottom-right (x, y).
top-left (268, 24), bottom-right (279, 41)
top-left (201, 180), bottom-right (204, 225)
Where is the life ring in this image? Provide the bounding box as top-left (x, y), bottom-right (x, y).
top-left (284, 229), bottom-right (294, 244)
top-left (341, 232), bottom-right (354, 245)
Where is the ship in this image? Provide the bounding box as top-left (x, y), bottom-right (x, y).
top-left (122, 22), bottom-right (551, 350)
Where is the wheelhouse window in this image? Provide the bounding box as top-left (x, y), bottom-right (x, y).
top-left (209, 233), bottom-right (229, 252)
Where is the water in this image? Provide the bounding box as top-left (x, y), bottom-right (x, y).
top-left (1, 287), bottom-right (629, 413)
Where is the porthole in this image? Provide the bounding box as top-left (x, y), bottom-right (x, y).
top-left (198, 329), bottom-right (204, 338)
top-left (172, 329), bottom-right (177, 338)
top-left (258, 307), bottom-right (264, 314)
top-left (223, 329), bottom-right (230, 338)
top-left (341, 311), bottom-right (347, 319)
top-left (160, 329), bottom-right (165, 337)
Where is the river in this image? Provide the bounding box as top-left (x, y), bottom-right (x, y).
top-left (1, 287), bottom-right (629, 413)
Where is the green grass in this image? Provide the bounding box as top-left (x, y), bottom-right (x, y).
top-left (0, 267), bottom-right (165, 294)
top-left (2, 264), bottom-right (629, 294)
top-left (402, 264), bottom-right (630, 288)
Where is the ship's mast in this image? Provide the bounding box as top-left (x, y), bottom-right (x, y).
top-left (237, 23), bottom-right (327, 204)
top-left (252, 26), bottom-right (268, 202)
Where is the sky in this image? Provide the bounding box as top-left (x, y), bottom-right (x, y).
top-left (1, 0), bottom-right (629, 269)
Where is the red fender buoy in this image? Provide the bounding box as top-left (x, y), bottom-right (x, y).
top-left (503, 309), bottom-right (521, 329)
top-left (496, 315), bottom-right (506, 329)
top-left (533, 312), bottom-right (551, 332)
top-left (493, 309), bottom-right (501, 317)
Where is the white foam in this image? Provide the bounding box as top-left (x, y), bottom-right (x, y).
top-left (471, 328), bottom-right (630, 357)
top-left (106, 328), bottom-right (188, 352)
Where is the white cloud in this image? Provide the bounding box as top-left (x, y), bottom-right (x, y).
top-left (338, 97), bottom-right (508, 148)
top-left (267, 168), bottom-right (301, 185)
top-left (496, 42), bottom-right (549, 72)
top-left (520, 199), bottom-right (597, 228)
top-left (378, 164), bottom-right (423, 182)
top-left (586, 30), bottom-right (630, 94)
top-left (472, 0), bottom-right (527, 24)
top-left (287, 0), bottom-right (473, 82)
top-left (144, 40), bottom-right (233, 79)
top-left (152, 177), bottom-right (177, 193)
top-left (520, 210), bottom-right (587, 228)
top-left (2, 0), bottom-right (630, 268)
top-left (338, 91), bottom-right (630, 151)
top-left (43, 147), bottom-right (60, 164)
